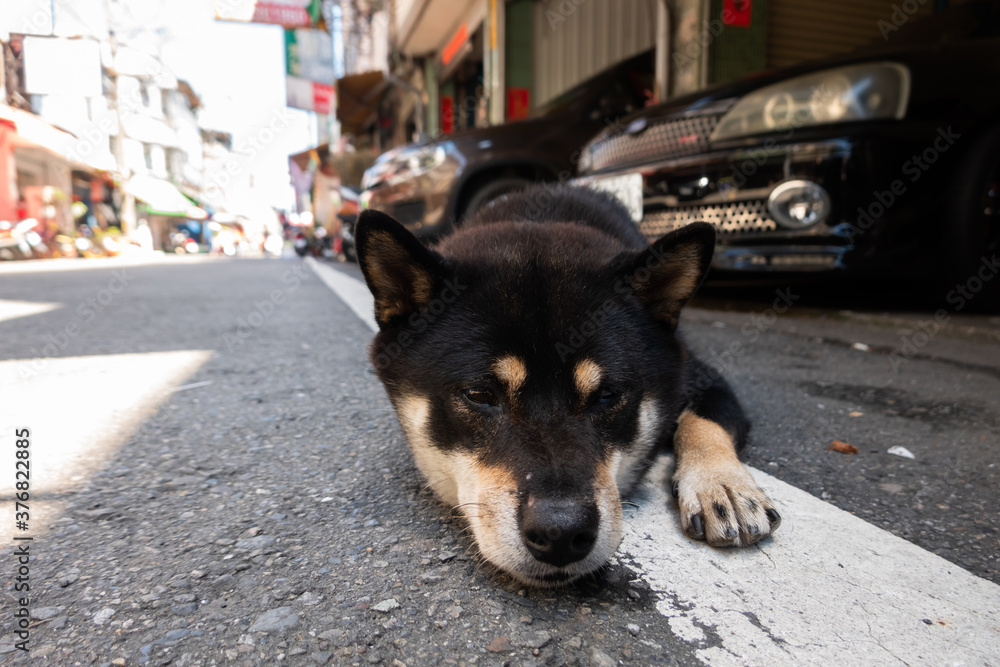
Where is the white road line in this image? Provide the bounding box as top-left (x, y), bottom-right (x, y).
top-left (306, 257), bottom-right (378, 332)
top-left (309, 261), bottom-right (1000, 666)
top-left (623, 458), bottom-right (999, 665)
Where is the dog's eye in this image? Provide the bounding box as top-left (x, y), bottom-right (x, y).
top-left (463, 387), bottom-right (499, 407)
top-left (590, 386), bottom-right (619, 410)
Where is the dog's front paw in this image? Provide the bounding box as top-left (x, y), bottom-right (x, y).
top-left (671, 462), bottom-right (780, 547)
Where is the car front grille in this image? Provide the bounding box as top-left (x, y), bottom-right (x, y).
top-left (583, 113), bottom-right (723, 173)
top-left (640, 199), bottom-right (777, 240)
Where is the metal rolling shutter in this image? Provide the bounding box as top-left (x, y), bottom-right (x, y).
top-left (767, 0), bottom-right (934, 70)
top-left (532, 0), bottom-right (657, 106)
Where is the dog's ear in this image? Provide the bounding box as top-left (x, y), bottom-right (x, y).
top-left (355, 209), bottom-right (448, 329)
top-left (620, 222), bottom-right (715, 330)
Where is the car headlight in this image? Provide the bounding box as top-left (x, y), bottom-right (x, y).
top-left (361, 142), bottom-right (453, 190)
top-left (710, 63), bottom-right (910, 142)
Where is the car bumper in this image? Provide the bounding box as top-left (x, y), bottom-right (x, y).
top-left (581, 130), bottom-right (946, 276)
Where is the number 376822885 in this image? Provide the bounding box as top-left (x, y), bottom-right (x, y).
top-left (15, 428), bottom-right (30, 531)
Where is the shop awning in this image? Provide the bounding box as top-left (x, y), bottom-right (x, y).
top-left (398, 0), bottom-right (483, 56)
top-left (126, 175), bottom-right (207, 219)
top-left (289, 144), bottom-right (325, 174)
top-left (336, 70), bottom-right (388, 135)
top-left (0, 104), bottom-right (77, 159)
top-left (0, 105), bottom-right (116, 172)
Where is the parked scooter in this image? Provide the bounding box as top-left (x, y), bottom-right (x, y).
top-left (293, 232), bottom-right (309, 257)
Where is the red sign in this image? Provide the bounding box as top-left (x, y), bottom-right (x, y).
top-left (252, 2), bottom-right (312, 28)
top-left (723, 0), bottom-right (752, 27)
top-left (507, 88), bottom-right (530, 121)
top-left (442, 23), bottom-right (469, 66)
top-left (287, 76), bottom-right (333, 113)
top-left (313, 82), bottom-right (333, 115)
top-left (441, 96), bottom-right (455, 134)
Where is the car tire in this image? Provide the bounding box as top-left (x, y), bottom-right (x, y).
top-left (460, 177), bottom-right (532, 224)
top-left (944, 124), bottom-right (1000, 312)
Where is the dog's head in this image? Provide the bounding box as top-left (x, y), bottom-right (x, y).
top-left (355, 206), bottom-right (714, 586)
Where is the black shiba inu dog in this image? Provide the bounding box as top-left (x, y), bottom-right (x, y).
top-left (355, 184), bottom-right (780, 587)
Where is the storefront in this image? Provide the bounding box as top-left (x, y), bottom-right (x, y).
top-left (394, 0), bottom-right (486, 139)
top-left (766, 0), bottom-right (933, 71)
top-left (438, 19), bottom-right (486, 135)
top-left (0, 104), bottom-right (81, 232)
top-left (125, 174), bottom-right (207, 251)
top-left (703, 0), bottom-right (935, 86)
top-left (531, 0), bottom-right (658, 107)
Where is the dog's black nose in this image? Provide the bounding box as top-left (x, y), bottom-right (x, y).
top-left (520, 498), bottom-right (599, 567)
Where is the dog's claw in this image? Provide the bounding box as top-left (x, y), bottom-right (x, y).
top-left (689, 513), bottom-right (705, 539)
top-left (674, 464), bottom-right (780, 547)
top-left (671, 480), bottom-right (680, 499)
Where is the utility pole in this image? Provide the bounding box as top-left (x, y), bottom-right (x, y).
top-left (484, 0), bottom-right (503, 126)
top-left (655, 0), bottom-right (671, 102)
top-left (103, 0), bottom-right (137, 237)
top-left (325, 0), bottom-right (340, 152)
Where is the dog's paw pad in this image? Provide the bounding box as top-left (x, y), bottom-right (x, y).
top-left (674, 465), bottom-right (779, 547)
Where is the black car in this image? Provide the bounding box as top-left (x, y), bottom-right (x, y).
top-left (576, 1), bottom-right (1000, 306)
top-left (361, 51), bottom-right (654, 240)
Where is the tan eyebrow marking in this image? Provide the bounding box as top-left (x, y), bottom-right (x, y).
top-left (574, 358), bottom-right (603, 400)
top-left (493, 355), bottom-right (528, 394)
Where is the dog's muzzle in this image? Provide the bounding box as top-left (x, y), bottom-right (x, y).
top-left (519, 496), bottom-right (600, 567)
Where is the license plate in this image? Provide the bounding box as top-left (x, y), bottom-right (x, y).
top-left (576, 172), bottom-right (643, 223)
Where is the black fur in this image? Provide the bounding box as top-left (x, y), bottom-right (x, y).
top-left (354, 183), bottom-right (766, 584)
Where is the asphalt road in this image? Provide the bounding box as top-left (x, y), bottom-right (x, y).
top-left (1, 254), bottom-right (998, 666)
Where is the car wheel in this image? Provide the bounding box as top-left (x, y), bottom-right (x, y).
top-left (945, 124), bottom-right (1000, 311)
top-left (460, 177), bottom-right (532, 224)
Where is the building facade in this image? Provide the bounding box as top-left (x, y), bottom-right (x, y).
top-left (1, 6), bottom-right (214, 253)
top-left (335, 0), bottom-right (938, 155)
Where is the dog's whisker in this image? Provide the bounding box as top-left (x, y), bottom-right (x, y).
top-left (420, 475), bottom-right (451, 492)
